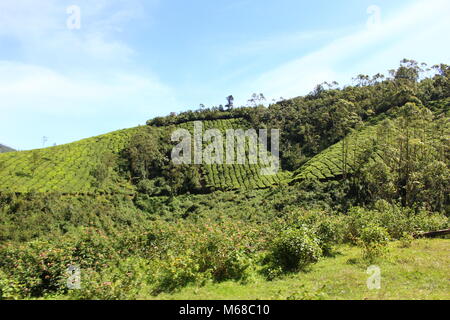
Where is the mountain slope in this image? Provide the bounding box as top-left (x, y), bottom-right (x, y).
top-left (0, 127), bottom-right (142, 194)
top-left (0, 144), bottom-right (15, 153)
top-left (292, 124), bottom-right (380, 182)
top-left (292, 98), bottom-right (450, 184)
top-left (0, 118), bottom-right (289, 194)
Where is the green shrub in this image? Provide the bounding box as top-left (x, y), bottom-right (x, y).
top-left (399, 232), bottom-right (415, 248)
top-left (67, 257), bottom-right (151, 300)
top-left (358, 224), bottom-right (390, 262)
top-left (0, 228), bottom-right (119, 298)
top-left (0, 270), bottom-right (22, 300)
top-left (345, 207), bottom-right (379, 243)
top-left (196, 232), bottom-right (251, 282)
top-left (152, 250), bottom-right (202, 294)
top-left (266, 226), bottom-right (322, 274)
top-left (0, 240), bottom-right (74, 297)
top-left (315, 219), bottom-right (341, 256)
top-left (344, 205), bottom-right (448, 243)
top-left (409, 211), bottom-right (449, 234)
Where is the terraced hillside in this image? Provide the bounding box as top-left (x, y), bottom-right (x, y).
top-left (0, 127), bottom-right (143, 194)
top-left (292, 99), bottom-right (450, 183)
top-left (178, 118), bottom-right (290, 190)
top-left (292, 124), bottom-right (380, 182)
top-left (0, 118), bottom-right (289, 194)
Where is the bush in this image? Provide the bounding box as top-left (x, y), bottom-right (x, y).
top-left (345, 207), bottom-right (379, 243)
top-left (358, 224), bottom-right (390, 261)
top-left (409, 211), bottom-right (449, 234)
top-left (67, 257), bottom-right (151, 300)
top-left (196, 232), bottom-right (251, 282)
top-left (0, 228), bottom-right (119, 298)
top-left (0, 240), bottom-right (74, 297)
top-left (315, 219), bottom-right (341, 256)
top-left (152, 250), bottom-right (202, 294)
top-left (399, 232), bottom-right (414, 248)
top-left (0, 270), bottom-right (21, 300)
top-left (266, 226), bottom-right (322, 274)
top-left (344, 205), bottom-right (448, 243)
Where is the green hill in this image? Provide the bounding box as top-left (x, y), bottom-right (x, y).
top-left (0, 127), bottom-right (142, 194)
top-left (291, 124), bottom-right (381, 182)
top-left (292, 98), bottom-right (450, 184)
top-left (0, 118), bottom-right (289, 194)
top-left (0, 60), bottom-right (449, 301)
top-left (0, 101), bottom-right (447, 195)
top-left (0, 144), bottom-right (14, 154)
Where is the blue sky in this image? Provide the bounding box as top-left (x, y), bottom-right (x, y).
top-left (1, 0), bottom-right (449, 150)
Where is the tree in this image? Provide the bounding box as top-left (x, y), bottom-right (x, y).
top-left (394, 59), bottom-right (423, 82)
top-left (225, 95), bottom-right (234, 110)
top-left (91, 151), bottom-right (118, 187)
top-left (163, 164), bottom-right (202, 195)
top-left (247, 93), bottom-right (266, 107)
top-left (30, 151), bottom-right (40, 176)
top-left (353, 103), bottom-right (449, 211)
top-left (124, 127), bottom-right (167, 181)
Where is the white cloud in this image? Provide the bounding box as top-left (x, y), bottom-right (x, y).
top-left (0, 0), bottom-right (147, 64)
top-left (0, 61), bottom-right (176, 116)
top-left (245, 0), bottom-right (450, 100)
top-left (0, 0), bottom-right (172, 150)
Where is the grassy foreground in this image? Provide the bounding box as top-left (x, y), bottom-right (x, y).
top-left (152, 239), bottom-right (450, 300)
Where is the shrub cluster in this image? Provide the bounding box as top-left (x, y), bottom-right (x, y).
top-left (0, 191), bottom-right (447, 299)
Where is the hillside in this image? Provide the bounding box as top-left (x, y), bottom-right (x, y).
top-left (0, 144), bottom-right (14, 154)
top-left (1, 60), bottom-right (448, 198)
top-left (293, 98), bottom-right (450, 184)
top-left (292, 124), bottom-right (380, 182)
top-left (0, 118), bottom-right (289, 194)
top-left (0, 127), bottom-right (142, 194)
top-left (0, 61), bottom-right (449, 301)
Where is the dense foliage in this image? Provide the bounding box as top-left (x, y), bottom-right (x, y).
top-left (0, 188), bottom-right (447, 299)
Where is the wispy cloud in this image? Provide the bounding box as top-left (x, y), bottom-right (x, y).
top-left (0, 0), bottom-right (174, 150)
top-left (244, 0), bottom-right (450, 100)
top-left (0, 61), bottom-right (175, 115)
top-left (0, 0), bottom-right (144, 64)
top-left (222, 29), bottom-right (344, 60)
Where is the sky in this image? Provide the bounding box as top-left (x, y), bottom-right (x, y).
top-left (1, 0), bottom-right (450, 150)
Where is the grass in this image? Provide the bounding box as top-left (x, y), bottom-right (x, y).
top-left (151, 239), bottom-right (450, 300)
